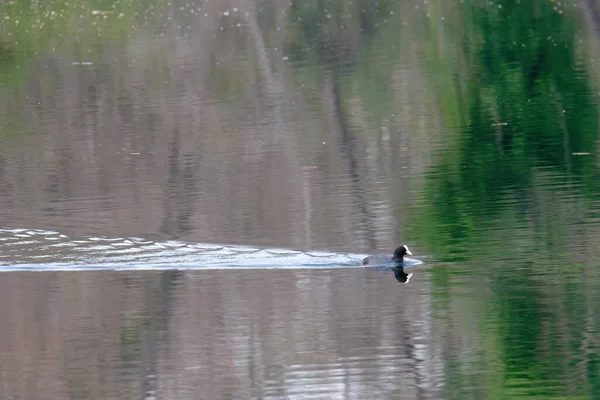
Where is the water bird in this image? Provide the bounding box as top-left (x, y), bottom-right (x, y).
top-left (362, 245), bottom-right (412, 266)
top-left (392, 267), bottom-right (413, 284)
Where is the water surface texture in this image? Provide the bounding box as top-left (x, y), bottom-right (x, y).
top-left (1, 0), bottom-right (600, 398)
top-left (0, 227), bottom-right (371, 269)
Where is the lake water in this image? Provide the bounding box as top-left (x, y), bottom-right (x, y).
top-left (1, 0), bottom-right (600, 398)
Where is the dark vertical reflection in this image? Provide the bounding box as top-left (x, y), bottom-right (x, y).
top-left (140, 270), bottom-right (182, 399)
top-left (160, 136), bottom-right (194, 238)
top-left (330, 66), bottom-right (376, 249)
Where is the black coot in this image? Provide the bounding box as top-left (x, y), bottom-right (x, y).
top-left (362, 245), bottom-right (412, 265)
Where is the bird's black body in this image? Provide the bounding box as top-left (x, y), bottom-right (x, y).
top-left (362, 245), bottom-right (412, 265)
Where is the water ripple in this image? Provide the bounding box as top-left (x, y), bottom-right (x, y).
top-left (0, 227), bottom-right (369, 271)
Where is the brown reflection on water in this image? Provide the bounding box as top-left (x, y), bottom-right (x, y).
top-left (0, 269), bottom-right (439, 399)
top-left (0, 0), bottom-right (433, 254)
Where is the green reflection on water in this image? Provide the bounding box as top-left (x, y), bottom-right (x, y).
top-left (0, 0), bottom-right (168, 143)
top-left (0, 1), bottom-right (160, 82)
top-left (413, 1), bottom-right (600, 399)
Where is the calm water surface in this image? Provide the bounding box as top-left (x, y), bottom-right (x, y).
top-left (1, 0), bottom-right (600, 398)
top-left (1, 268), bottom-right (434, 399)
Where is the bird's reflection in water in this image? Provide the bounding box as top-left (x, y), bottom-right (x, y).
top-left (368, 264), bottom-right (414, 284)
top-left (392, 266), bottom-right (413, 284)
